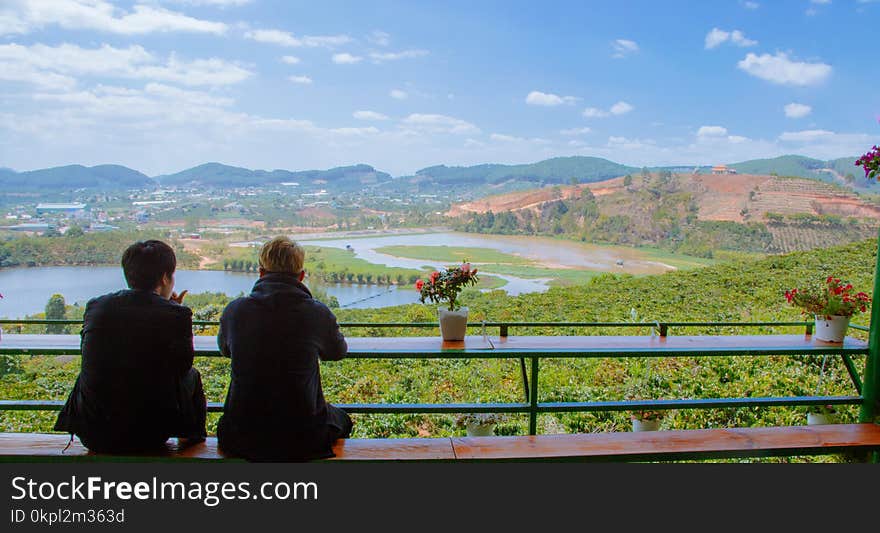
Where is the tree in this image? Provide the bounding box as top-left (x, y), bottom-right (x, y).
top-left (623, 175), bottom-right (633, 187)
top-left (65, 225), bottom-right (85, 238)
top-left (45, 293), bottom-right (68, 334)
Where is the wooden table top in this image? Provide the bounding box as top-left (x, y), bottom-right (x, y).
top-left (0, 333), bottom-right (868, 358)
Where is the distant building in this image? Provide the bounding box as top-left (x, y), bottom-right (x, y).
top-left (88, 223), bottom-right (119, 232)
top-left (711, 165), bottom-right (737, 175)
top-left (36, 203), bottom-right (86, 215)
top-left (4, 223), bottom-right (51, 233)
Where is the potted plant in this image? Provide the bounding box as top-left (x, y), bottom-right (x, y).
top-left (415, 262), bottom-right (479, 341)
top-left (807, 404), bottom-right (838, 426)
top-left (625, 381), bottom-right (665, 432)
top-left (631, 410), bottom-right (664, 432)
top-left (785, 276), bottom-right (871, 342)
top-left (455, 413), bottom-right (505, 437)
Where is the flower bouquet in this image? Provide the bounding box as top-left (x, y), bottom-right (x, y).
top-left (415, 262), bottom-right (479, 341)
top-left (856, 145), bottom-right (879, 180)
top-left (785, 276), bottom-right (871, 342)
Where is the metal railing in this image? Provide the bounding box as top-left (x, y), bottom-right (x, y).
top-left (1, 319), bottom-right (875, 435)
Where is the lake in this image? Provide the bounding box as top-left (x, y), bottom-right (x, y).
top-left (0, 267), bottom-right (421, 319)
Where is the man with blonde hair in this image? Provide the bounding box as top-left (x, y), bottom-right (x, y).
top-left (217, 236), bottom-right (351, 461)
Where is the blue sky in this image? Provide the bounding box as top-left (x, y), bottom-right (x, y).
top-left (1, 0), bottom-right (878, 176)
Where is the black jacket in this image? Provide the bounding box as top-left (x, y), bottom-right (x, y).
top-left (216, 273), bottom-right (347, 459)
top-left (54, 289), bottom-right (195, 451)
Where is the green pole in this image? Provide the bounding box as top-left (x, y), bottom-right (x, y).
top-left (859, 228), bottom-right (880, 423)
top-left (529, 357), bottom-right (539, 435)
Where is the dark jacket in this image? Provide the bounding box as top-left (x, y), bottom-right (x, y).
top-left (54, 289), bottom-right (196, 451)
top-left (216, 273), bottom-right (347, 460)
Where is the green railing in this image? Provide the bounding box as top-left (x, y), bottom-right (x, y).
top-left (1, 318), bottom-right (875, 435)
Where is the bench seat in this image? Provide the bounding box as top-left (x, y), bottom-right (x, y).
top-left (2, 424), bottom-right (879, 462)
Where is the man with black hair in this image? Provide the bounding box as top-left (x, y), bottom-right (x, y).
top-left (54, 240), bottom-right (207, 453)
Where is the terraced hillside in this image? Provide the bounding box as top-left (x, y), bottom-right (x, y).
top-left (449, 171), bottom-right (880, 255)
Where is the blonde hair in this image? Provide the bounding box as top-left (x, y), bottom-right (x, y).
top-left (259, 236), bottom-right (305, 274)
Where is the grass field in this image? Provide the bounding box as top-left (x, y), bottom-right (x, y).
top-left (375, 245), bottom-right (532, 265)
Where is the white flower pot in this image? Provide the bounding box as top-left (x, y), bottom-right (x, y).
top-left (814, 315), bottom-right (850, 343)
top-left (807, 412), bottom-right (837, 426)
top-left (466, 423), bottom-right (495, 437)
top-left (632, 418), bottom-right (661, 432)
top-left (438, 307), bottom-right (468, 341)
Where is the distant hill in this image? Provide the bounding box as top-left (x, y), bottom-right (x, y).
top-left (0, 164), bottom-right (154, 190)
top-left (156, 162), bottom-right (392, 188)
top-left (1, 154), bottom-right (871, 193)
top-left (414, 156), bottom-right (638, 186)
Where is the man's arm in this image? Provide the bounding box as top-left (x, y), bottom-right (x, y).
top-left (168, 305), bottom-right (195, 378)
top-left (217, 309), bottom-right (231, 358)
top-left (320, 307), bottom-right (347, 361)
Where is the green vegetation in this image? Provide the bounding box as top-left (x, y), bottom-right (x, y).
top-left (2, 238), bottom-right (876, 464)
top-left (0, 231), bottom-right (199, 268)
top-left (375, 245), bottom-right (531, 265)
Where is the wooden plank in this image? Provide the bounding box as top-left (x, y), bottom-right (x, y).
top-left (0, 334), bottom-right (868, 358)
top-left (329, 438), bottom-right (455, 461)
top-left (0, 433), bottom-right (455, 462)
top-left (0, 433), bottom-right (228, 461)
top-left (450, 424), bottom-right (880, 461)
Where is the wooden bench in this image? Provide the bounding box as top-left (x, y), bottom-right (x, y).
top-left (3, 424), bottom-right (879, 462)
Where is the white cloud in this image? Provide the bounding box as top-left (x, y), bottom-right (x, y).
top-left (0, 0), bottom-right (228, 36)
top-left (369, 49), bottom-right (429, 62)
top-left (778, 129), bottom-right (834, 142)
top-left (560, 127), bottom-right (592, 136)
top-left (582, 107), bottom-right (609, 118)
top-left (705, 28), bottom-right (758, 49)
top-left (610, 101), bottom-right (634, 115)
top-left (611, 39), bottom-right (639, 58)
top-left (244, 28), bottom-right (351, 48)
top-left (367, 30), bottom-right (391, 46)
top-left (784, 102), bottom-right (812, 118)
top-left (582, 101), bottom-right (633, 118)
top-left (0, 42), bottom-right (252, 88)
top-left (525, 91), bottom-right (578, 106)
top-left (280, 55), bottom-right (300, 64)
top-left (402, 113), bottom-right (479, 134)
top-left (811, 0), bottom-right (831, 4)
top-left (389, 89), bottom-right (408, 99)
top-left (743, 1), bottom-right (760, 9)
top-left (490, 133), bottom-right (524, 142)
top-left (697, 125), bottom-right (729, 137)
top-left (737, 52), bottom-right (831, 86)
top-left (164, 0), bottom-right (253, 6)
top-left (332, 53), bottom-right (362, 64)
top-left (288, 75), bottom-right (312, 84)
top-left (353, 110), bottom-right (389, 121)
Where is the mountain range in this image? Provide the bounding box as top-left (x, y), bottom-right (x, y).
top-left (0, 154), bottom-right (871, 192)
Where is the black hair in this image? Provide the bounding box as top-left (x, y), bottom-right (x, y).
top-left (121, 240), bottom-right (177, 291)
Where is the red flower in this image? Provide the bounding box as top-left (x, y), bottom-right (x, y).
top-left (415, 279), bottom-right (424, 291)
top-left (430, 271), bottom-right (439, 282)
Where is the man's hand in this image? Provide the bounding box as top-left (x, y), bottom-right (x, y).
top-left (170, 290), bottom-right (188, 304)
